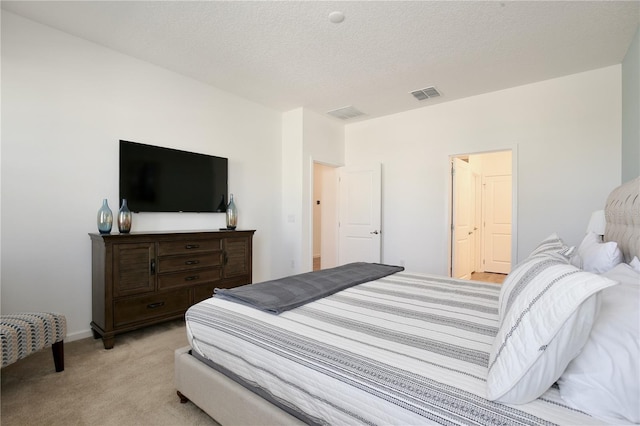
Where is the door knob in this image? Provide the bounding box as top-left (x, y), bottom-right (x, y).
top-left (370, 230), bottom-right (380, 235)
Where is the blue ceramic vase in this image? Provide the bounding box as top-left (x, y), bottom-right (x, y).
top-left (97, 199), bottom-right (113, 234)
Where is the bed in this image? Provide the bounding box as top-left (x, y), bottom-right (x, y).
top-left (175, 177), bottom-right (640, 425)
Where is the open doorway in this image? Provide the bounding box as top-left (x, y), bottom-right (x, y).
top-left (449, 150), bottom-right (513, 284)
top-left (312, 162), bottom-right (339, 271)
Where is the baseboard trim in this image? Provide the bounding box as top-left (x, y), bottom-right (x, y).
top-left (66, 329), bottom-right (94, 342)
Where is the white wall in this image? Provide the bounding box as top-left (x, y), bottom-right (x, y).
top-left (281, 108), bottom-right (344, 275)
top-left (1, 12), bottom-right (285, 339)
top-left (302, 110), bottom-right (344, 271)
top-left (281, 109), bottom-right (304, 275)
top-left (345, 66), bottom-right (622, 275)
top-left (622, 26), bottom-right (639, 182)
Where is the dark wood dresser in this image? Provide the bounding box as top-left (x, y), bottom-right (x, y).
top-left (89, 230), bottom-right (255, 349)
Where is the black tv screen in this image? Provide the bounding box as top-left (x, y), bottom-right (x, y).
top-left (119, 140), bottom-right (228, 213)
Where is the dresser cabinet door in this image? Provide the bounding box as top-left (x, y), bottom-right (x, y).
top-left (193, 282), bottom-right (218, 304)
top-left (113, 242), bottom-right (155, 297)
top-left (223, 237), bottom-right (251, 279)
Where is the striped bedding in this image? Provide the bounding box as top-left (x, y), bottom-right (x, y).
top-left (185, 271), bottom-right (607, 425)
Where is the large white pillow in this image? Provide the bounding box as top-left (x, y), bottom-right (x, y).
top-left (570, 231), bottom-right (623, 273)
top-left (487, 252), bottom-right (618, 404)
top-left (558, 263), bottom-right (640, 423)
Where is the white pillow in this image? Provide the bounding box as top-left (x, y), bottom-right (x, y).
top-left (558, 263), bottom-right (640, 423)
top-left (630, 256), bottom-right (640, 273)
top-left (570, 231), bottom-right (623, 273)
top-left (487, 253), bottom-right (618, 404)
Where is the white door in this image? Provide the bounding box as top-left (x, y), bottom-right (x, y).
top-left (452, 158), bottom-right (473, 280)
top-left (338, 164), bottom-right (382, 265)
top-left (472, 172), bottom-right (482, 272)
top-left (483, 175), bottom-right (512, 273)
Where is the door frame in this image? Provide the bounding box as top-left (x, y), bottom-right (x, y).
top-left (447, 147), bottom-right (519, 278)
top-left (309, 158), bottom-right (342, 272)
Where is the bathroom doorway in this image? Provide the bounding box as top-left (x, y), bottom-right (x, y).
top-left (450, 150), bottom-right (513, 283)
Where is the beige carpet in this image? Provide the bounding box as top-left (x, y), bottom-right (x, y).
top-left (1, 319), bottom-right (219, 425)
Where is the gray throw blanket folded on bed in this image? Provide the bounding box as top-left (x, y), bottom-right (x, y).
top-left (214, 262), bottom-right (404, 314)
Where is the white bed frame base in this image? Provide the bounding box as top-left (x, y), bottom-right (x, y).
top-left (174, 346), bottom-right (303, 425)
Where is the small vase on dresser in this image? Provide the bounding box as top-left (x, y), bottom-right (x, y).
top-left (226, 193), bottom-right (238, 230)
top-left (118, 199), bottom-right (132, 233)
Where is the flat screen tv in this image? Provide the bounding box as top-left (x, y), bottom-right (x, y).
top-left (119, 140), bottom-right (228, 213)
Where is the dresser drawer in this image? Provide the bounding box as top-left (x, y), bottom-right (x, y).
top-left (158, 268), bottom-right (222, 290)
top-left (114, 289), bottom-right (190, 327)
top-left (158, 239), bottom-right (222, 256)
top-left (157, 253), bottom-right (221, 273)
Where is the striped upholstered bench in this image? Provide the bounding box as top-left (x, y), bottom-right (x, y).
top-left (0, 312), bottom-right (67, 372)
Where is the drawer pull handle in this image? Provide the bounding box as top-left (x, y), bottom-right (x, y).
top-left (185, 260), bottom-right (200, 265)
top-left (185, 244), bottom-right (200, 249)
top-left (147, 302), bottom-right (164, 309)
top-left (185, 275), bottom-right (199, 281)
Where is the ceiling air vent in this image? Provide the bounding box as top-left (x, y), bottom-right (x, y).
top-left (327, 105), bottom-right (365, 120)
top-left (410, 86), bottom-right (441, 101)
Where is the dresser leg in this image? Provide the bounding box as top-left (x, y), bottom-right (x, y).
top-left (102, 336), bottom-right (115, 350)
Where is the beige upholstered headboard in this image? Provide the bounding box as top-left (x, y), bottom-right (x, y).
top-left (604, 177), bottom-right (640, 263)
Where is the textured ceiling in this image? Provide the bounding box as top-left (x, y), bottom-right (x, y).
top-left (2, 1), bottom-right (639, 122)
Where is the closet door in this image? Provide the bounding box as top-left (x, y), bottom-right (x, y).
top-left (338, 163), bottom-right (382, 265)
top-left (483, 175), bottom-right (512, 274)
